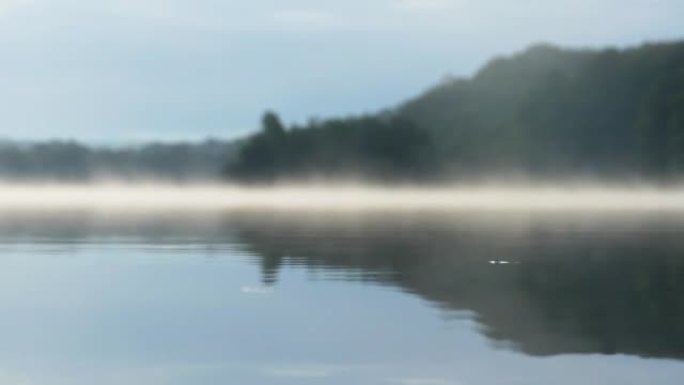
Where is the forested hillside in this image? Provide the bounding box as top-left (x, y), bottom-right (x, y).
top-left (228, 40), bottom-right (684, 182)
top-left (2, 40), bottom-right (681, 183)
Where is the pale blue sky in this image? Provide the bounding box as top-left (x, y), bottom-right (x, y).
top-left (0, 0), bottom-right (682, 142)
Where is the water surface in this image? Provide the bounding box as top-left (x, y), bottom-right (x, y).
top-left (0, 210), bottom-right (682, 384)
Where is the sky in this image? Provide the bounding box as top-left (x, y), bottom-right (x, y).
top-left (0, 0), bottom-right (682, 143)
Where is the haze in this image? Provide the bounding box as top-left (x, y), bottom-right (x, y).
top-left (0, 0), bottom-right (682, 141)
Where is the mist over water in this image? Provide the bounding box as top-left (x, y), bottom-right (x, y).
top-left (0, 0), bottom-right (681, 382)
top-left (0, 183), bottom-right (684, 211)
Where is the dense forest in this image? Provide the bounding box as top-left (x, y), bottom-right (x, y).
top-left (228, 40), bottom-right (684, 182)
top-left (226, 112), bottom-right (437, 182)
top-left (0, 139), bottom-right (238, 181)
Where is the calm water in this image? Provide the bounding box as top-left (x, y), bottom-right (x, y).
top-left (0, 210), bottom-right (682, 384)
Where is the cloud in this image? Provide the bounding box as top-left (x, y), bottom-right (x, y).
top-left (269, 9), bottom-right (337, 29)
top-left (386, 378), bottom-right (459, 385)
top-left (0, 0), bottom-right (33, 14)
top-left (0, 368), bottom-right (35, 385)
top-left (263, 366), bottom-right (334, 378)
top-left (393, 0), bottom-right (463, 11)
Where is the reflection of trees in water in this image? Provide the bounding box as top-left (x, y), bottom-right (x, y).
top-left (231, 213), bottom-right (684, 360)
top-left (0, 211), bottom-right (682, 360)
top-left (514, 237), bottom-right (684, 358)
top-left (259, 251), bottom-right (283, 286)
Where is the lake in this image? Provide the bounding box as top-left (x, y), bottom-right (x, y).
top-left (0, 209), bottom-right (682, 385)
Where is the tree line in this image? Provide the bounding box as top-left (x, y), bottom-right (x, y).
top-left (226, 112), bottom-right (438, 182)
top-left (227, 40), bottom-right (684, 182)
top-left (0, 139), bottom-right (238, 181)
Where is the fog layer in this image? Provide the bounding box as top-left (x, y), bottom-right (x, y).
top-left (1, 183), bottom-right (683, 211)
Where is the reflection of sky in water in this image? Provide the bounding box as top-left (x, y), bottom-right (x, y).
top-left (0, 245), bottom-right (680, 385)
top-left (0, 211), bottom-right (682, 385)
